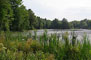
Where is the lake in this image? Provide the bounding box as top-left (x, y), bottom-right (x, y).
top-left (27, 29), bottom-right (91, 41)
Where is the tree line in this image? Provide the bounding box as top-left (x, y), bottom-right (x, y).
top-left (0, 0), bottom-right (91, 31)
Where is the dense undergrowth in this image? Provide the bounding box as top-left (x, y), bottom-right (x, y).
top-left (0, 30), bottom-right (91, 60)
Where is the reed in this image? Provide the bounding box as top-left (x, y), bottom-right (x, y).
top-left (0, 31), bottom-right (91, 60)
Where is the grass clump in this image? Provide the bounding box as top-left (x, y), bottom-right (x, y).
top-left (0, 30), bottom-right (91, 60)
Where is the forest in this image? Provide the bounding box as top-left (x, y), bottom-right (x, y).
top-left (0, 0), bottom-right (91, 32)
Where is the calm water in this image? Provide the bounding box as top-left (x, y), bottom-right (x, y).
top-left (28, 29), bottom-right (91, 41)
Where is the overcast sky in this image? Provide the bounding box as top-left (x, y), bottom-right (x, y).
top-left (22, 0), bottom-right (91, 21)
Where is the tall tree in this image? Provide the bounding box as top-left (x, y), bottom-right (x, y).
top-left (51, 18), bottom-right (59, 29)
top-left (28, 9), bottom-right (37, 29)
top-left (14, 5), bottom-right (29, 31)
top-left (87, 20), bottom-right (91, 29)
top-left (10, 0), bottom-right (22, 31)
top-left (71, 21), bottom-right (80, 29)
top-left (10, 0), bottom-right (29, 31)
top-left (0, 0), bottom-right (13, 31)
top-left (80, 19), bottom-right (88, 29)
top-left (46, 20), bottom-right (51, 29)
top-left (61, 18), bottom-right (70, 29)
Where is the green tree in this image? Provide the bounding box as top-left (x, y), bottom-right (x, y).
top-left (71, 21), bottom-right (80, 29)
top-left (61, 18), bottom-right (70, 29)
top-left (0, 0), bottom-right (13, 31)
top-left (87, 20), bottom-right (91, 29)
top-left (15, 5), bottom-right (29, 31)
top-left (10, 0), bottom-right (29, 31)
top-left (46, 20), bottom-right (51, 29)
top-left (80, 19), bottom-right (88, 29)
top-left (28, 9), bottom-right (37, 29)
top-left (10, 0), bottom-right (22, 31)
top-left (51, 18), bottom-right (60, 29)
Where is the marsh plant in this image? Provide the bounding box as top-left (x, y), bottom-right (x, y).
top-left (0, 31), bottom-right (91, 60)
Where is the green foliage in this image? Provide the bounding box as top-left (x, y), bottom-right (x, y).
top-left (0, 31), bottom-right (91, 60)
top-left (1, 0), bottom-right (91, 31)
top-left (61, 18), bottom-right (70, 29)
top-left (0, 0), bottom-right (13, 31)
top-left (28, 9), bottom-right (37, 29)
top-left (51, 18), bottom-right (60, 29)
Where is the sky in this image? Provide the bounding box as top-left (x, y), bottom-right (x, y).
top-left (22, 0), bottom-right (91, 21)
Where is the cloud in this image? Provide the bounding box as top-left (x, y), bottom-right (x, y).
top-left (22, 0), bottom-right (91, 21)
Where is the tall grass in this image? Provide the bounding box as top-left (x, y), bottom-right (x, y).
top-left (0, 30), bottom-right (91, 60)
